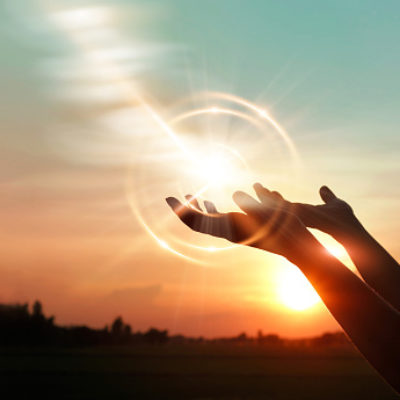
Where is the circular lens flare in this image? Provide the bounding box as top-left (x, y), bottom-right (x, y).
top-left (128, 91), bottom-right (302, 265)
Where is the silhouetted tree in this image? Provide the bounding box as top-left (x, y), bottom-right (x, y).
top-left (144, 328), bottom-right (168, 344)
top-left (32, 300), bottom-right (43, 318)
top-left (236, 332), bottom-right (247, 342)
top-left (313, 332), bottom-right (348, 347)
top-left (0, 300), bottom-right (353, 349)
top-left (111, 316), bottom-right (124, 336)
top-left (123, 324), bottom-right (132, 336)
top-left (110, 317), bottom-right (134, 344)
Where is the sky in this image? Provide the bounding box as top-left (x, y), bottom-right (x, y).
top-left (0, 0), bottom-right (400, 338)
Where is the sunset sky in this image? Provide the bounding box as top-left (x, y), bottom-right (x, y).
top-left (1, 0), bottom-right (400, 338)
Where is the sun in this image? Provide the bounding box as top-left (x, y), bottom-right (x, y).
top-left (201, 152), bottom-right (232, 186)
top-left (277, 266), bottom-right (321, 311)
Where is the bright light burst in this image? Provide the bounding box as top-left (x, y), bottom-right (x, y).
top-left (129, 91), bottom-right (302, 264)
top-left (198, 151), bottom-right (235, 186)
top-left (277, 266), bottom-right (321, 311)
top-left (38, 2), bottom-right (303, 266)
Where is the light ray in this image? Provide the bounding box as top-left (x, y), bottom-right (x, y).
top-left (43, 3), bottom-right (302, 264)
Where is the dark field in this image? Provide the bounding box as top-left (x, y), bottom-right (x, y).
top-left (1, 344), bottom-right (398, 400)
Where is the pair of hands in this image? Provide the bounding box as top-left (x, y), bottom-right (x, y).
top-left (166, 183), bottom-right (356, 262)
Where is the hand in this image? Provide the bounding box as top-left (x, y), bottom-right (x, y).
top-left (166, 187), bottom-right (319, 262)
top-left (253, 183), bottom-right (359, 240)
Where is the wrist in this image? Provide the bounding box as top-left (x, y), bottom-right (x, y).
top-left (332, 214), bottom-right (369, 244)
top-left (286, 233), bottom-right (327, 267)
top-left (287, 241), bottom-right (339, 278)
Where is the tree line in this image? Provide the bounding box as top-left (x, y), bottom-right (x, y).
top-left (0, 301), bottom-right (167, 346)
top-left (0, 301), bottom-right (351, 348)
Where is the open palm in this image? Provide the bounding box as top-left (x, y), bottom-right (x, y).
top-left (166, 188), bottom-right (316, 260)
top-left (252, 184), bottom-right (356, 238)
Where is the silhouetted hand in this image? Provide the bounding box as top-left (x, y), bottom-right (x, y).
top-left (253, 183), bottom-right (358, 239)
top-left (166, 185), bottom-right (400, 395)
top-left (166, 188), bottom-right (319, 262)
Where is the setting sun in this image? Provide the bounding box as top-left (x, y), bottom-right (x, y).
top-left (277, 266), bottom-right (321, 311)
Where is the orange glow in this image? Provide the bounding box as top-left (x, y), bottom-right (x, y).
top-left (325, 243), bottom-right (347, 260)
top-left (277, 265), bottom-right (321, 311)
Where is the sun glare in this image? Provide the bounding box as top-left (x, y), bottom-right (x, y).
top-left (325, 243), bottom-right (346, 259)
top-left (202, 153), bottom-right (231, 186)
top-left (186, 145), bottom-right (247, 191)
top-left (277, 266), bottom-right (321, 311)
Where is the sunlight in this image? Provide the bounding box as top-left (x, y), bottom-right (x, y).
top-left (46, 1), bottom-right (302, 265)
top-left (312, 231), bottom-right (357, 272)
top-left (195, 150), bottom-right (238, 187)
top-left (325, 243), bottom-right (347, 259)
top-left (277, 265), bottom-right (321, 311)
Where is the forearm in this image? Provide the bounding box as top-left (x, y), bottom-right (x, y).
top-left (288, 245), bottom-right (400, 393)
top-left (333, 216), bottom-right (400, 311)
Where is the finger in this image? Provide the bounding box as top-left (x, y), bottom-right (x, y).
top-left (232, 191), bottom-right (265, 218)
top-left (271, 191), bottom-right (284, 200)
top-left (166, 197), bottom-right (224, 237)
top-left (204, 200), bottom-right (219, 214)
top-left (166, 197), bottom-right (196, 222)
top-left (253, 183), bottom-right (271, 203)
top-left (319, 186), bottom-right (337, 204)
top-left (252, 185), bottom-right (296, 230)
top-left (254, 183), bottom-right (285, 209)
top-left (166, 197), bottom-right (202, 228)
top-left (166, 197), bottom-right (185, 214)
top-left (185, 194), bottom-right (202, 211)
top-left (253, 183), bottom-right (275, 204)
top-left (234, 191), bottom-right (292, 239)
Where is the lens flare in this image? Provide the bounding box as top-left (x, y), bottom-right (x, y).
top-left (42, 2), bottom-right (303, 265)
top-left (128, 91), bottom-right (303, 264)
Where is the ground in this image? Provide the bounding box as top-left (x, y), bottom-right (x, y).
top-left (1, 344), bottom-right (398, 399)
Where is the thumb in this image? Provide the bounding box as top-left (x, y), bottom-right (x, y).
top-left (232, 191), bottom-right (264, 217)
top-left (319, 186), bottom-right (337, 204)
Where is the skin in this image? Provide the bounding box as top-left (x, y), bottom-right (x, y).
top-left (281, 185), bottom-right (400, 312)
top-left (166, 185), bottom-right (400, 394)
